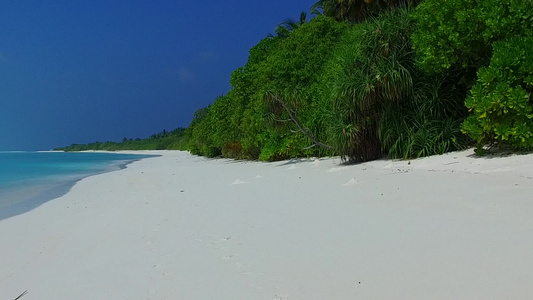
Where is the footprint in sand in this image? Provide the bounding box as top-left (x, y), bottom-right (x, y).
top-left (288, 164), bottom-right (297, 170)
top-left (328, 166), bottom-right (347, 173)
top-left (232, 179), bottom-right (248, 185)
top-left (343, 178), bottom-right (358, 186)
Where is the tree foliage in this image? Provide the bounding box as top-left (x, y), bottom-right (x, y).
top-left (412, 0), bottom-right (533, 154)
top-left (462, 37), bottom-right (533, 153)
top-left (187, 15), bottom-right (347, 161)
top-left (321, 8), bottom-right (465, 161)
top-left (185, 5), bottom-right (470, 162)
top-left (313, 0), bottom-right (421, 23)
top-left (59, 0), bottom-right (533, 161)
top-left (55, 128), bottom-right (188, 151)
top-left (412, 0), bottom-right (533, 73)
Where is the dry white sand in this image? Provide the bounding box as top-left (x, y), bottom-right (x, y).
top-left (1, 150), bottom-right (533, 299)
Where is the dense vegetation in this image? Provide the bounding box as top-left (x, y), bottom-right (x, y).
top-left (56, 128), bottom-right (188, 151)
top-left (58, 0), bottom-right (533, 161)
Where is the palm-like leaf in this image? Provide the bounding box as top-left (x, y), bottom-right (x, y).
top-left (320, 7), bottom-right (466, 161)
top-left (319, 0), bottom-right (421, 23)
top-left (310, 0), bottom-right (324, 15)
top-left (273, 11), bottom-right (308, 38)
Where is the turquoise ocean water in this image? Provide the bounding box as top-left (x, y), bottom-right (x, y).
top-left (0, 151), bottom-right (153, 221)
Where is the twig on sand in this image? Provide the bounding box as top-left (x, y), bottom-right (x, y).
top-left (14, 290), bottom-right (28, 300)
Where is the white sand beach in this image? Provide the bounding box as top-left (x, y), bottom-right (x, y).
top-left (1, 150), bottom-right (533, 299)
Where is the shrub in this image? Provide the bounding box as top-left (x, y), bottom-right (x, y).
top-left (313, 7), bottom-right (470, 161)
top-left (320, 8), bottom-right (415, 162)
top-left (221, 141), bottom-right (244, 159)
top-left (379, 74), bottom-right (468, 159)
top-left (462, 37), bottom-right (533, 153)
top-left (412, 0), bottom-right (533, 74)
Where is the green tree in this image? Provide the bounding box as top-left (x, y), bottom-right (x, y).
top-left (412, 0), bottom-right (533, 154)
top-left (412, 0), bottom-right (533, 74)
top-left (257, 15), bottom-right (347, 160)
top-left (462, 37), bottom-right (533, 153)
top-left (229, 37), bottom-right (284, 159)
top-left (188, 106), bottom-right (221, 157)
top-left (274, 11), bottom-right (308, 38)
top-left (312, 0), bottom-right (420, 23)
top-left (317, 7), bottom-right (467, 162)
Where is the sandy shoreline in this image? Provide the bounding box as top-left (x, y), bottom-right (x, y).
top-left (0, 152), bottom-right (157, 222)
top-left (1, 150), bottom-right (533, 299)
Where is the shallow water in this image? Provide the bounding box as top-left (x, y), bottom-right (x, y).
top-left (0, 151), bottom-right (153, 221)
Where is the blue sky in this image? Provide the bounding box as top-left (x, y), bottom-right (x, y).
top-left (0, 0), bottom-right (317, 150)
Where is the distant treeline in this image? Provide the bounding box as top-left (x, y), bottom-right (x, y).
top-left (55, 128), bottom-right (188, 152)
top-left (57, 0), bottom-right (533, 161)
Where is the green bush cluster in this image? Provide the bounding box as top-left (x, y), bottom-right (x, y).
top-left (184, 7), bottom-right (470, 162)
top-left (59, 0), bottom-right (533, 160)
top-left (55, 128), bottom-right (188, 152)
top-left (187, 15), bottom-right (347, 161)
top-left (307, 8), bottom-right (468, 161)
top-left (412, 0), bottom-right (533, 74)
top-left (411, 0), bottom-right (533, 153)
top-left (462, 37), bottom-right (533, 153)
